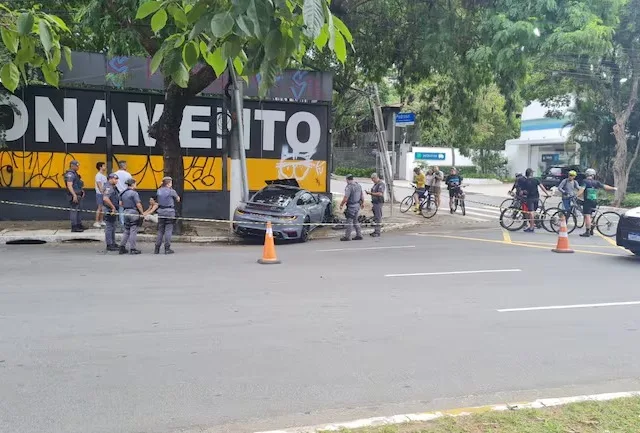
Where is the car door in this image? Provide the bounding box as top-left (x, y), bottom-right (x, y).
top-left (298, 192), bottom-right (321, 222)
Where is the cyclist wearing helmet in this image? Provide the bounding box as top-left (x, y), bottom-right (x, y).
top-left (509, 172), bottom-right (524, 196)
top-left (558, 170), bottom-right (580, 216)
top-left (445, 167), bottom-right (463, 213)
top-left (412, 167), bottom-right (426, 213)
top-left (577, 168), bottom-right (617, 237)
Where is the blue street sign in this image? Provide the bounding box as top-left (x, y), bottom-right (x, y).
top-left (396, 112), bottom-right (416, 126)
top-left (415, 152), bottom-right (446, 161)
top-left (541, 154), bottom-right (560, 163)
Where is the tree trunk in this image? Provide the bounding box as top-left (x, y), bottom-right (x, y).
top-left (149, 85), bottom-right (189, 234)
top-left (612, 117), bottom-right (629, 206)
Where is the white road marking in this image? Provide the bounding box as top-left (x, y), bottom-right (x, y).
top-left (466, 206), bottom-right (501, 215)
top-left (385, 269), bottom-right (521, 278)
top-left (317, 245), bottom-right (416, 252)
top-left (498, 301), bottom-right (640, 313)
top-left (254, 391), bottom-right (640, 433)
top-left (464, 210), bottom-right (498, 219)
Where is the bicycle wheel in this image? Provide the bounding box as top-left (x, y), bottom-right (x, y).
top-left (420, 197), bottom-right (438, 219)
top-left (499, 198), bottom-right (514, 212)
top-left (538, 208), bottom-right (556, 233)
top-left (499, 207), bottom-right (526, 231)
top-left (451, 197), bottom-right (458, 213)
top-left (596, 211), bottom-right (621, 237)
top-left (575, 208), bottom-right (585, 229)
top-left (460, 198), bottom-right (466, 216)
top-left (550, 208), bottom-right (577, 234)
top-left (399, 196), bottom-right (413, 213)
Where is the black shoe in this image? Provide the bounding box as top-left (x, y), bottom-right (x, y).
top-left (130, 249), bottom-right (142, 255)
top-left (340, 237), bottom-right (351, 241)
top-left (119, 246), bottom-right (128, 255)
top-left (107, 244), bottom-right (119, 251)
top-left (580, 231), bottom-right (591, 238)
top-left (71, 226), bottom-right (84, 232)
top-left (165, 248), bottom-right (175, 255)
top-left (590, 227), bottom-right (595, 236)
top-left (370, 233), bottom-right (380, 237)
top-left (154, 245), bottom-right (161, 255)
top-left (353, 236), bottom-right (363, 241)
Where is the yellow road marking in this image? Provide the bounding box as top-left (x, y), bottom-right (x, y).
top-left (419, 233), bottom-right (629, 257)
top-left (594, 230), bottom-right (622, 248)
top-left (514, 240), bottom-right (620, 250)
top-left (502, 230), bottom-right (512, 243)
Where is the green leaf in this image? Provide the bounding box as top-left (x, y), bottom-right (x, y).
top-left (322, 1), bottom-right (335, 49)
top-left (63, 46), bottom-right (72, 70)
top-left (236, 15), bottom-right (255, 37)
top-left (151, 9), bottom-right (168, 33)
top-left (264, 29), bottom-right (283, 61)
top-left (333, 16), bottom-right (352, 44)
top-left (51, 46), bottom-right (61, 68)
top-left (1, 29), bottom-right (19, 54)
top-left (41, 63), bottom-right (59, 88)
top-left (182, 41), bottom-right (199, 68)
top-left (0, 62), bottom-right (20, 92)
top-left (189, 15), bottom-right (210, 40)
top-left (205, 47), bottom-right (227, 77)
top-left (259, 57), bottom-right (279, 96)
top-left (233, 56), bottom-right (244, 75)
top-left (16, 13), bottom-right (34, 36)
top-left (222, 37), bottom-right (242, 59)
top-left (210, 12), bottom-right (234, 37)
top-left (136, 1), bottom-right (162, 19)
top-left (334, 31), bottom-right (346, 63)
top-left (232, 0), bottom-right (252, 14)
top-left (45, 14), bottom-right (70, 32)
top-left (186, 2), bottom-right (208, 23)
top-left (171, 63), bottom-right (190, 88)
top-left (167, 4), bottom-right (188, 28)
top-left (303, 0), bottom-right (324, 39)
top-left (314, 25), bottom-right (328, 50)
top-left (150, 49), bottom-right (164, 74)
top-left (174, 34), bottom-right (186, 48)
top-left (247, 0), bottom-right (271, 39)
top-left (38, 20), bottom-right (53, 55)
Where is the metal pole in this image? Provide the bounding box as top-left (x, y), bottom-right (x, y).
top-left (105, 88), bottom-right (113, 173)
top-left (372, 84), bottom-right (394, 216)
top-left (229, 60), bottom-right (249, 201)
top-left (391, 112), bottom-right (396, 179)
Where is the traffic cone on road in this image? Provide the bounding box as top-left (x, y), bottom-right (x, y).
top-left (258, 221), bottom-right (281, 264)
top-left (552, 214), bottom-right (574, 254)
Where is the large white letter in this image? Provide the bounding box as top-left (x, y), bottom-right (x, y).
top-left (128, 102), bottom-right (163, 147)
top-left (1, 94), bottom-right (28, 142)
top-left (180, 105), bottom-right (211, 148)
top-left (286, 111), bottom-right (321, 154)
top-left (81, 100), bottom-right (125, 145)
top-left (35, 96), bottom-right (78, 143)
top-left (255, 109), bottom-right (285, 151)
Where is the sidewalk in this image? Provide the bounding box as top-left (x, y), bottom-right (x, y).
top-left (0, 205), bottom-right (419, 244)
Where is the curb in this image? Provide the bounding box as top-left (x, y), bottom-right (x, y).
top-left (0, 222), bottom-right (419, 245)
top-left (254, 390), bottom-right (640, 433)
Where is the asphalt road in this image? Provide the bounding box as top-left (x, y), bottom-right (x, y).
top-left (1, 227), bottom-right (639, 433)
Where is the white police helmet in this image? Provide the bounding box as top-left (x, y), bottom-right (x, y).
top-left (585, 168), bottom-right (596, 177)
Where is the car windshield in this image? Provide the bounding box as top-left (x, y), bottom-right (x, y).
top-left (548, 167), bottom-right (563, 176)
top-left (251, 188), bottom-right (297, 207)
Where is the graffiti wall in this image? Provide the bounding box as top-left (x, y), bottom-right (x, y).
top-left (1, 87), bottom-right (330, 200)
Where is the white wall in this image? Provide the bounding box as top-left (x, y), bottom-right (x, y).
top-left (404, 147), bottom-right (476, 180)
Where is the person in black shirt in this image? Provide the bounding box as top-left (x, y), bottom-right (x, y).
top-left (444, 167), bottom-right (464, 213)
top-left (522, 168), bottom-right (551, 232)
top-left (577, 168), bottom-right (617, 237)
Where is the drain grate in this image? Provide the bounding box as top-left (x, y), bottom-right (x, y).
top-left (6, 239), bottom-right (47, 245)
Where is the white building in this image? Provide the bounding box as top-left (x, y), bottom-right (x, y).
top-left (505, 99), bottom-right (577, 176)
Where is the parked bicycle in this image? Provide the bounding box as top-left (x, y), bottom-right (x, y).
top-left (499, 195), bottom-right (554, 232)
top-left (450, 185), bottom-right (466, 216)
top-left (399, 184), bottom-right (439, 219)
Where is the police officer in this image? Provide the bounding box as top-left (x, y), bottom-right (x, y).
top-left (366, 173), bottom-right (385, 237)
top-left (102, 173), bottom-right (120, 251)
top-left (118, 178), bottom-right (145, 255)
top-left (63, 160), bottom-right (86, 232)
top-left (153, 176), bottom-right (181, 254)
top-left (339, 174), bottom-right (364, 241)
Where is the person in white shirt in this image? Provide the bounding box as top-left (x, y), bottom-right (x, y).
top-left (94, 162), bottom-right (107, 228)
top-left (114, 160), bottom-right (132, 226)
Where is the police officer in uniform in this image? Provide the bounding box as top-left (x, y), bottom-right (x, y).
top-left (63, 160), bottom-right (86, 232)
top-left (366, 173), bottom-right (386, 237)
top-left (339, 174), bottom-right (364, 241)
top-left (102, 173), bottom-right (120, 251)
top-left (119, 178), bottom-right (145, 255)
top-left (153, 176), bottom-right (181, 255)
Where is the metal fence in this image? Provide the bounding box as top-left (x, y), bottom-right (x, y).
top-left (332, 147), bottom-right (378, 170)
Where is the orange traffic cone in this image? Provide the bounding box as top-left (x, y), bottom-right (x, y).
top-left (258, 221), bottom-right (281, 264)
top-left (552, 214), bottom-right (574, 254)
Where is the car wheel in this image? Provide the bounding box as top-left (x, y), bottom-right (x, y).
top-left (299, 217), bottom-right (310, 243)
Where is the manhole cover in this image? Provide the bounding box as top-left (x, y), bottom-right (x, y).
top-left (61, 238), bottom-right (100, 243)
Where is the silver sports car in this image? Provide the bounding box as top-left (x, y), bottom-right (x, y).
top-left (233, 179), bottom-right (333, 242)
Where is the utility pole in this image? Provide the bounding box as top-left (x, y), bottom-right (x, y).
top-left (372, 84), bottom-right (394, 216)
top-left (228, 61), bottom-right (250, 224)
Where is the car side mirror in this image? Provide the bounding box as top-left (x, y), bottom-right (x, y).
top-left (297, 199), bottom-right (305, 205)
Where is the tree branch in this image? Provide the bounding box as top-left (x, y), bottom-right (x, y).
top-left (104, 0), bottom-right (160, 56)
top-left (187, 65), bottom-right (217, 96)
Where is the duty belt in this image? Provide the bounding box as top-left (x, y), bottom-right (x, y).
top-left (158, 205), bottom-right (174, 209)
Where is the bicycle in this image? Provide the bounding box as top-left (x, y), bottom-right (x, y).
top-left (399, 184), bottom-right (439, 218)
top-left (548, 199), bottom-right (620, 237)
top-left (499, 191), bottom-right (519, 212)
top-left (449, 185), bottom-right (466, 216)
top-left (499, 195), bottom-right (554, 232)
